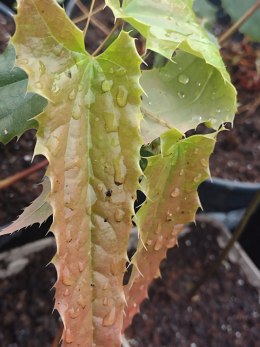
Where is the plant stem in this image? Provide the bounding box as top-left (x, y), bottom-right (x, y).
top-left (0, 159), bottom-right (48, 190)
top-left (188, 191), bottom-right (260, 299)
top-left (219, 0), bottom-right (260, 45)
top-left (92, 20), bottom-right (122, 56)
top-left (83, 0), bottom-right (97, 38)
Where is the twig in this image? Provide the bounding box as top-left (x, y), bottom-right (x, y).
top-left (0, 159), bottom-right (48, 190)
top-left (83, 0), bottom-right (97, 38)
top-left (219, 0), bottom-right (260, 45)
top-left (188, 191), bottom-right (260, 299)
top-left (72, 4), bottom-right (104, 24)
top-left (92, 20), bottom-right (122, 56)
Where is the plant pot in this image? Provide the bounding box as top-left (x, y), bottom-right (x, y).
top-left (198, 177), bottom-right (260, 213)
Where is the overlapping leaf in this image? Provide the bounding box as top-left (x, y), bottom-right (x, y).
top-left (0, 177), bottom-right (52, 235)
top-left (12, 1), bottom-right (142, 346)
top-left (141, 51), bottom-right (236, 142)
top-left (0, 44), bottom-right (47, 144)
top-left (123, 129), bottom-right (215, 329)
top-left (106, 0), bottom-right (237, 140)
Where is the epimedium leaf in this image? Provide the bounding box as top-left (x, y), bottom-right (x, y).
top-left (141, 51), bottom-right (236, 142)
top-left (222, 0), bottom-right (260, 42)
top-left (0, 177), bottom-right (52, 236)
top-left (0, 44), bottom-right (47, 144)
top-left (12, 1), bottom-right (142, 346)
top-left (106, 0), bottom-right (237, 139)
top-left (123, 129), bottom-right (215, 330)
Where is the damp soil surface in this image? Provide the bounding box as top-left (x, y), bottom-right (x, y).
top-left (0, 221), bottom-right (259, 347)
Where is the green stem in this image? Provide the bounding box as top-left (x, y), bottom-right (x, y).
top-left (219, 0), bottom-right (260, 45)
top-left (188, 191), bottom-right (260, 299)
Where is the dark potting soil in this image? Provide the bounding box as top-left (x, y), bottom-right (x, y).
top-left (0, 221), bottom-right (259, 346)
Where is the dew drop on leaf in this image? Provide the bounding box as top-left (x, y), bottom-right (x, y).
top-left (201, 158), bottom-right (207, 167)
top-left (146, 239), bottom-right (152, 246)
top-left (39, 60), bottom-right (46, 75)
top-left (116, 85), bottom-right (128, 107)
top-left (68, 89), bottom-right (76, 101)
top-left (51, 83), bottom-right (60, 94)
top-left (178, 74), bottom-right (189, 85)
top-left (171, 188), bottom-right (180, 198)
top-left (102, 306), bottom-right (116, 326)
top-left (194, 174), bottom-right (202, 183)
top-left (35, 81), bottom-right (43, 89)
top-left (62, 265), bottom-right (74, 286)
top-left (101, 80), bottom-right (113, 92)
top-left (65, 328), bottom-right (73, 344)
top-left (116, 67), bottom-right (126, 76)
top-left (177, 91), bottom-right (185, 99)
top-left (154, 235), bottom-right (163, 251)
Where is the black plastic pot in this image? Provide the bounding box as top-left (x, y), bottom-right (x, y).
top-left (0, 1), bottom-right (14, 15)
top-left (199, 177), bottom-right (260, 212)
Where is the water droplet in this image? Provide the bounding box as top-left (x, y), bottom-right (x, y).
top-left (39, 60), bottom-right (46, 75)
top-left (65, 328), bottom-right (73, 344)
top-left (177, 91), bottom-right (185, 99)
top-left (114, 208), bottom-right (125, 222)
top-left (167, 237), bottom-right (176, 248)
top-left (196, 81), bottom-right (201, 87)
top-left (78, 262), bottom-right (84, 272)
top-left (154, 235), bottom-right (163, 251)
top-left (166, 211), bottom-right (173, 221)
top-left (68, 89), bottom-right (76, 101)
top-left (35, 81), bottom-right (43, 89)
top-left (64, 288), bottom-right (70, 297)
top-left (113, 155), bottom-right (126, 185)
top-left (104, 112), bottom-right (117, 133)
top-left (72, 111), bottom-right (81, 120)
top-left (179, 169), bottom-right (184, 176)
top-left (77, 294), bottom-right (87, 309)
top-left (146, 239), bottom-right (152, 246)
top-left (200, 158), bottom-right (207, 167)
top-left (216, 108), bottom-right (221, 113)
top-left (102, 79), bottom-right (113, 92)
top-left (171, 188), bottom-right (180, 198)
top-left (116, 85), bottom-right (128, 107)
top-left (69, 307), bottom-right (80, 319)
top-left (172, 224), bottom-right (184, 235)
top-left (3, 129), bottom-right (8, 135)
top-left (194, 174), bottom-right (202, 183)
top-left (116, 67), bottom-right (126, 76)
top-left (103, 297), bottom-right (108, 306)
top-left (62, 266), bottom-right (74, 286)
top-left (51, 83), bottom-right (60, 94)
top-left (102, 307), bottom-right (116, 326)
top-left (178, 74), bottom-right (189, 85)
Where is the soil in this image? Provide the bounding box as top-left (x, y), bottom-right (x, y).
top-left (0, 221), bottom-right (259, 346)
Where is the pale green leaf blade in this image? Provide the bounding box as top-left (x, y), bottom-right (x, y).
top-left (222, 0), bottom-right (260, 41)
top-left (141, 51), bottom-right (236, 142)
top-left (0, 44), bottom-right (47, 144)
top-left (0, 177), bottom-right (52, 235)
top-left (123, 129), bottom-right (215, 329)
top-left (106, 0), bottom-right (229, 81)
top-left (13, 1), bottom-right (142, 346)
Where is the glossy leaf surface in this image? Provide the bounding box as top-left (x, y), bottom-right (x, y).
top-left (123, 129), bottom-right (215, 329)
top-left (12, 1), bottom-right (142, 346)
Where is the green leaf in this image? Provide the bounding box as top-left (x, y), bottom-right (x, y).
top-left (141, 51), bottom-right (236, 142)
top-left (123, 129), bottom-right (215, 329)
top-left (0, 177), bottom-right (52, 236)
top-left (0, 44), bottom-right (47, 144)
top-left (106, 0), bottom-right (229, 80)
top-left (12, 1), bottom-right (142, 346)
top-left (106, 0), bottom-right (237, 139)
top-left (222, 0), bottom-right (260, 41)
